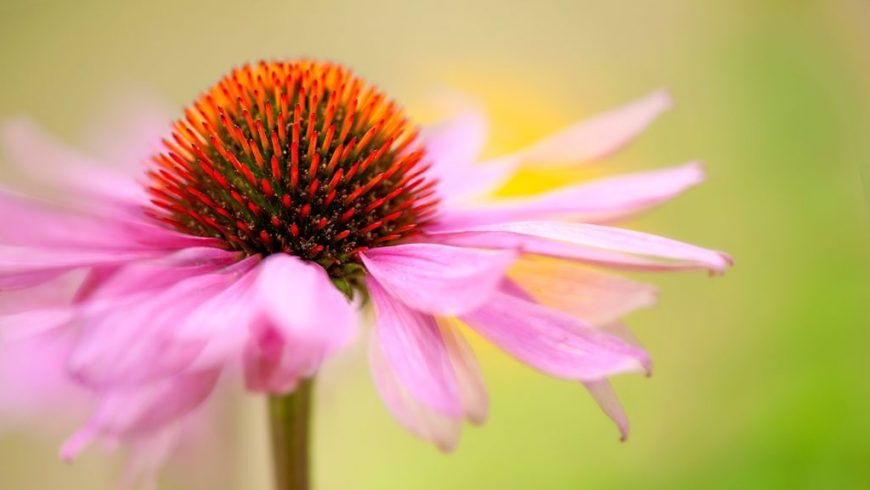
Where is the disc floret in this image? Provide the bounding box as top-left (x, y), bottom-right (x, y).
top-left (147, 60), bottom-right (438, 278)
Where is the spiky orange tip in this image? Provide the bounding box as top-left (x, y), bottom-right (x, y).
top-left (147, 60), bottom-right (438, 276)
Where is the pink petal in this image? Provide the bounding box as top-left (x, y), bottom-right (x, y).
top-left (1, 117), bottom-right (147, 205)
top-left (68, 266), bottom-right (249, 387)
top-left (368, 332), bottom-right (461, 451)
top-left (120, 425), bottom-right (182, 490)
top-left (0, 326), bottom-right (89, 425)
top-left (425, 221), bottom-right (732, 273)
top-left (367, 277), bottom-right (462, 417)
top-left (424, 96), bottom-right (488, 177)
top-left (433, 162), bottom-right (705, 229)
top-left (460, 281), bottom-right (651, 381)
top-left (64, 255), bottom-right (258, 388)
top-left (518, 90), bottom-right (672, 166)
top-left (422, 94), bottom-right (519, 203)
top-left (509, 257), bottom-right (657, 326)
top-left (61, 368), bottom-right (221, 460)
top-left (0, 246), bottom-right (160, 289)
top-left (361, 243), bottom-right (515, 315)
top-left (243, 254), bottom-right (357, 393)
top-left (0, 187), bottom-right (218, 250)
top-left (85, 247), bottom-right (242, 301)
top-left (439, 155), bottom-right (521, 204)
top-left (0, 189), bottom-right (224, 288)
top-left (439, 321), bottom-right (488, 425)
top-left (583, 380), bottom-right (629, 441)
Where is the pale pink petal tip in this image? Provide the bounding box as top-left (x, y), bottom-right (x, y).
top-left (584, 380), bottom-right (630, 442)
top-left (60, 426), bottom-right (97, 463)
top-left (519, 89), bottom-right (675, 166)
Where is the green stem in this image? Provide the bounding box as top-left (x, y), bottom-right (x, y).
top-left (268, 379), bottom-right (313, 490)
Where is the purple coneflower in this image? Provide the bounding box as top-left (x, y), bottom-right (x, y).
top-left (0, 60), bottom-right (730, 489)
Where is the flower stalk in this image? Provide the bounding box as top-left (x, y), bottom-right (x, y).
top-left (268, 379), bottom-right (314, 490)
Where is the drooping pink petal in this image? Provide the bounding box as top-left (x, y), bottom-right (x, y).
top-left (518, 90), bottom-right (672, 166)
top-left (438, 321), bottom-right (488, 425)
top-left (460, 281), bottom-right (651, 381)
top-left (433, 162), bottom-right (705, 229)
top-left (361, 243), bottom-right (515, 315)
top-left (0, 189), bottom-right (225, 288)
top-left (367, 277), bottom-right (462, 418)
top-left (243, 254), bottom-right (357, 393)
top-left (68, 255), bottom-right (258, 389)
top-left (368, 332), bottom-right (461, 451)
top-left (84, 247), bottom-right (242, 301)
top-left (0, 187), bottom-right (220, 251)
top-left (0, 326), bottom-right (89, 425)
top-left (0, 246), bottom-right (160, 289)
top-left (120, 425), bottom-right (182, 490)
top-left (582, 380), bottom-right (629, 442)
top-left (67, 263), bottom-right (256, 388)
top-left (1, 117), bottom-right (147, 205)
top-left (509, 257), bottom-right (657, 326)
top-left (425, 221), bottom-right (732, 273)
top-left (61, 368), bottom-right (221, 461)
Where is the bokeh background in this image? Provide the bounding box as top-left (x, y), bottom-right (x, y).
top-left (1, 1), bottom-right (868, 489)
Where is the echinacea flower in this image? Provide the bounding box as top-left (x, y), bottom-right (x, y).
top-left (0, 60), bottom-right (730, 486)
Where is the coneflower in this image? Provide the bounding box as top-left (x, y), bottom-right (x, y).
top-left (0, 59), bottom-right (730, 490)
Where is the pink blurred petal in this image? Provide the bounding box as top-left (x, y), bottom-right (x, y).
top-left (361, 243), bottom-right (515, 315)
top-left (61, 368), bottom-right (221, 460)
top-left (582, 380), bottom-right (629, 442)
top-left (68, 267), bottom-right (249, 387)
top-left (1, 117), bottom-right (147, 205)
top-left (440, 155), bottom-right (521, 204)
top-left (0, 326), bottom-right (89, 426)
top-left (509, 257), bottom-right (657, 326)
top-left (0, 189), bottom-right (224, 288)
top-left (120, 425), bottom-right (180, 490)
top-left (243, 254), bottom-right (357, 393)
top-left (439, 321), bottom-right (488, 425)
top-left (0, 187), bottom-right (219, 250)
top-left (368, 332), bottom-right (461, 451)
top-left (368, 277), bottom-right (462, 418)
top-left (518, 90), bottom-right (672, 166)
top-left (0, 246), bottom-right (161, 289)
top-left (434, 162), bottom-right (705, 229)
top-left (65, 254), bottom-right (259, 388)
top-left (425, 221), bottom-right (732, 273)
top-left (422, 93), bottom-right (520, 203)
top-left (461, 281), bottom-right (651, 381)
top-left (424, 95), bottom-right (488, 179)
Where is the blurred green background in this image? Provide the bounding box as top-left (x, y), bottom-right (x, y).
top-left (1, 1), bottom-right (868, 489)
